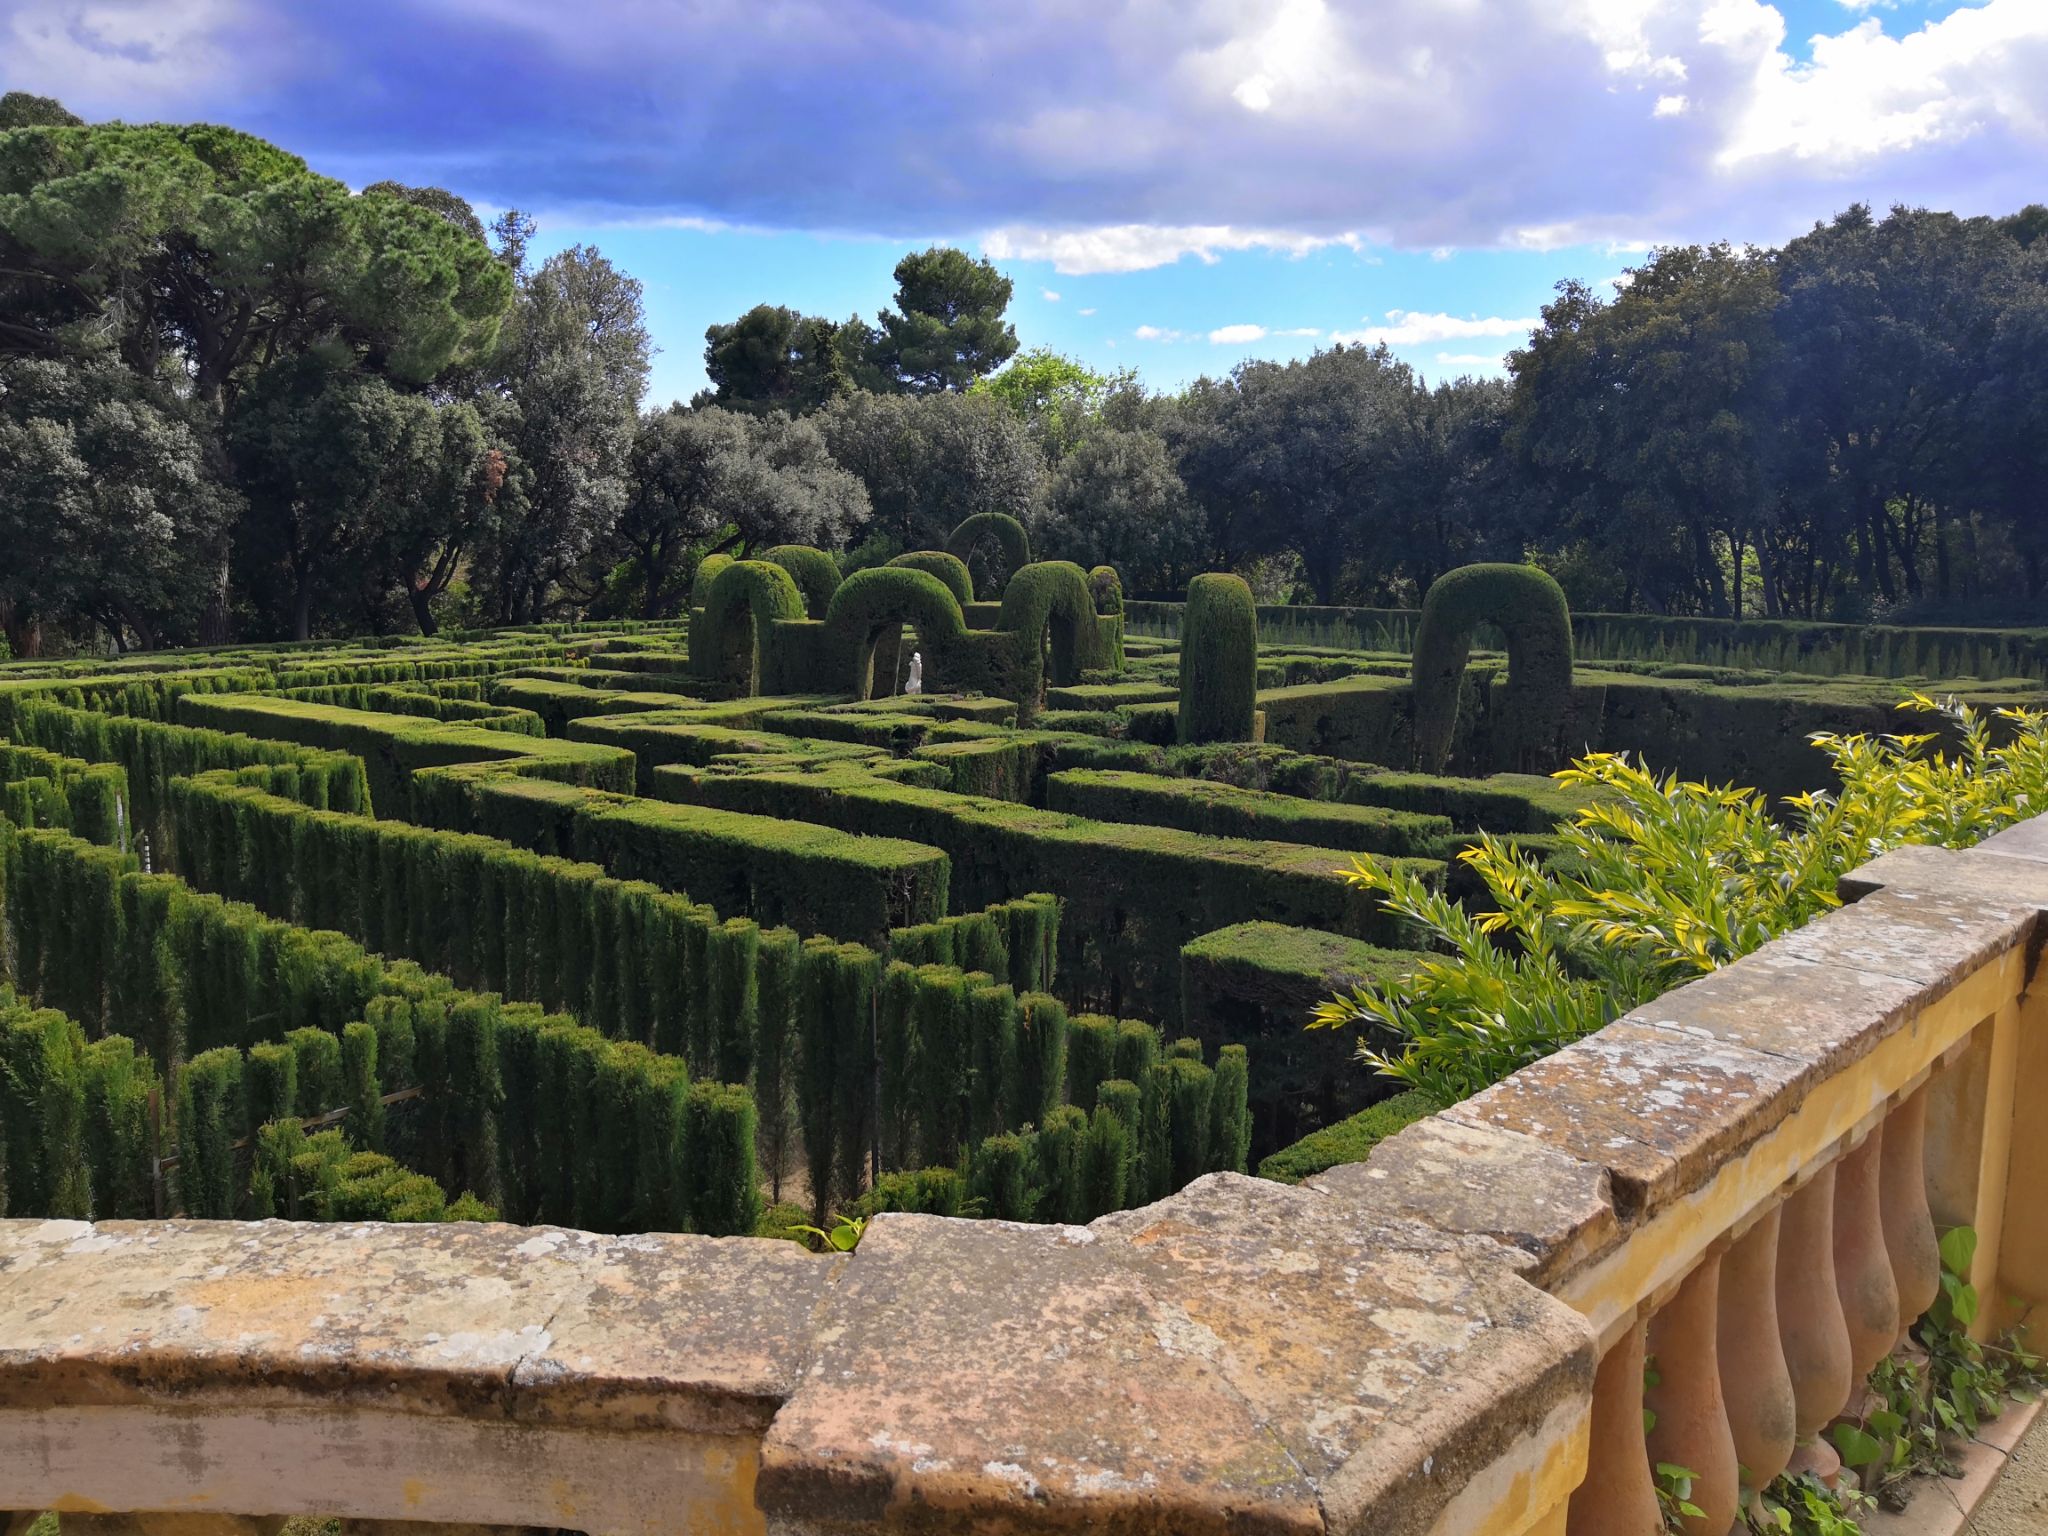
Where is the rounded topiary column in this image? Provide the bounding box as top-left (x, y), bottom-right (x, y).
top-left (1176, 573), bottom-right (1258, 744)
top-left (1409, 562), bottom-right (1573, 773)
top-left (887, 550), bottom-right (976, 604)
top-left (761, 544), bottom-right (842, 619)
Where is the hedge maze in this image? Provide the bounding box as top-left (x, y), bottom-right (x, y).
top-left (5, 552), bottom-right (2045, 1239)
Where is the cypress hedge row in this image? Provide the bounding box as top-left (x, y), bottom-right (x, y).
top-left (653, 763), bottom-right (1423, 1019)
top-left (0, 987), bottom-right (158, 1220)
top-left (858, 1039), bottom-right (1250, 1225)
top-left (251, 1119), bottom-right (493, 1223)
top-left (0, 742), bottom-right (127, 844)
top-left (0, 820), bottom-right (759, 1235)
top-left (3, 697), bottom-right (370, 853)
top-left (276, 683), bottom-right (547, 735)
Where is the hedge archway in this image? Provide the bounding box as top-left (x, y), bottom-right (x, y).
top-left (694, 559), bottom-right (808, 695)
top-left (824, 566), bottom-right (972, 700)
top-left (1409, 563), bottom-right (1573, 772)
top-left (689, 552), bottom-right (734, 610)
top-left (998, 561), bottom-right (1100, 692)
top-left (945, 512), bottom-right (1031, 596)
top-left (761, 545), bottom-right (842, 619)
top-left (887, 550), bottom-right (975, 605)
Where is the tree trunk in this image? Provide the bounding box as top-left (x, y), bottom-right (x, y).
top-left (408, 585), bottom-right (440, 637)
top-left (293, 580), bottom-right (313, 643)
top-left (1, 601), bottom-right (43, 659)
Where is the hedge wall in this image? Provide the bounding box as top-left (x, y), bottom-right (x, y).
top-left (1180, 920), bottom-right (1426, 1157)
top-left (694, 559), bottom-right (810, 694)
top-left (402, 766), bottom-right (950, 942)
top-left (652, 763), bottom-right (1431, 1019)
top-left (0, 820), bottom-right (758, 1235)
top-left (1046, 769), bottom-right (1452, 856)
top-left (176, 693), bottom-right (631, 819)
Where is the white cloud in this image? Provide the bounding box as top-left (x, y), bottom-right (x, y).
top-left (1332, 310), bottom-right (1540, 346)
top-left (983, 224), bottom-right (1365, 276)
top-left (1133, 324), bottom-right (1187, 342)
top-left (1077, 307), bottom-right (1097, 316)
top-left (0, 0), bottom-right (260, 113)
top-left (27, 0), bottom-right (2048, 265)
top-left (1041, 288), bottom-right (1061, 301)
top-left (1209, 323), bottom-right (1268, 344)
top-left (1713, 2), bottom-right (2048, 171)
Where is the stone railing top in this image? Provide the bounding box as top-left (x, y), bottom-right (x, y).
top-left (7, 830), bottom-right (2048, 1533)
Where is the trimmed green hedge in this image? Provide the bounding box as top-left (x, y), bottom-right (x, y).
top-left (762, 544), bottom-right (843, 619)
top-left (998, 561), bottom-right (1103, 693)
top-left (1180, 920), bottom-right (1426, 1157)
top-left (1046, 769), bottom-right (1452, 856)
top-left (887, 550), bottom-right (975, 604)
top-left (175, 693), bottom-right (631, 819)
top-left (690, 552), bottom-right (734, 609)
top-left (1178, 574), bottom-right (1259, 744)
top-left (694, 559), bottom-right (811, 695)
top-left (945, 511), bottom-right (1031, 593)
top-left (0, 820), bottom-right (757, 1234)
top-left (652, 763), bottom-right (1431, 1019)
top-left (0, 987), bottom-right (158, 1219)
top-left (3, 697), bottom-right (370, 852)
top-left (1256, 1090), bottom-right (1436, 1184)
top-left (823, 565), bottom-right (973, 700)
top-left (403, 766), bottom-right (950, 942)
top-left (1410, 564), bottom-right (1573, 772)
top-left (0, 742), bottom-right (127, 844)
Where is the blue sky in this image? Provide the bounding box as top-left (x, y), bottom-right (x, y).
top-left (4, 0), bottom-right (2042, 407)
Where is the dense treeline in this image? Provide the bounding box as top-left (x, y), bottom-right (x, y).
top-left (5, 91), bottom-right (2044, 653)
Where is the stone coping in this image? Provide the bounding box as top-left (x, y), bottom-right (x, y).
top-left (5, 830), bottom-right (2047, 1532)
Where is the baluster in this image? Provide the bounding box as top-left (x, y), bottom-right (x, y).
top-left (1833, 1125), bottom-right (1900, 1387)
top-left (1880, 1086), bottom-right (1940, 1342)
top-left (1718, 1206), bottom-right (1795, 1506)
top-left (1567, 1314), bottom-right (1661, 1536)
top-left (1777, 1164), bottom-right (1851, 1482)
top-left (1645, 1254), bottom-right (1740, 1536)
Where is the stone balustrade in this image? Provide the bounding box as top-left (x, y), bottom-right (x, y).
top-left (5, 824), bottom-right (2048, 1536)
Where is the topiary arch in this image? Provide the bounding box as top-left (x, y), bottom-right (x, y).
top-left (945, 512), bottom-right (1031, 595)
top-left (693, 559), bottom-right (809, 695)
top-left (824, 566), bottom-right (972, 700)
top-left (761, 545), bottom-right (842, 619)
top-left (688, 552), bottom-right (734, 610)
top-left (998, 561), bottom-right (1101, 693)
top-left (1177, 573), bottom-right (1258, 744)
top-left (887, 550), bottom-right (975, 605)
top-left (1409, 562), bottom-right (1573, 773)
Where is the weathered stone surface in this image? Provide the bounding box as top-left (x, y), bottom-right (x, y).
top-left (1841, 842), bottom-right (2048, 913)
top-left (0, 1218), bottom-right (839, 1434)
top-left (1098, 1176), bottom-right (1595, 1536)
top-left (1975, 817), bottom-right (2048, 866)
top-left (1445, 1019), bottom-right (1808, 1222)
top-left (1769, 885), bottom-right (2030, 992)
top-left (759, 1186), bottom-right (1591, 1536)
top-left (1626, 943), bottom-right (1924, 1085)
top-left (1307, 1116), bottom-right (1620, 1288)
top-left (758, 1211), bottom-right (1324, 1536)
